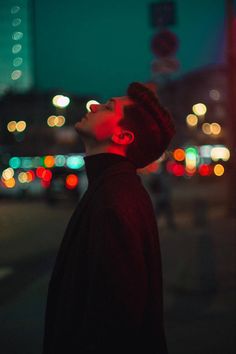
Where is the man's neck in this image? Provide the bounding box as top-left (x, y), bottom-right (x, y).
top-left (85, 144), bottom-right (126, 158)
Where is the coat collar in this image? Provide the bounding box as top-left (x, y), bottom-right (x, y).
top-left (75, 158), bottom-right (137, 218)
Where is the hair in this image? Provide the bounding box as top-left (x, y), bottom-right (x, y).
top-left (119, 82), bottom-right (176, 168)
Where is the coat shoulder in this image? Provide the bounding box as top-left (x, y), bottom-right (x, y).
top-left (95, 172), bottom-right (155, 219)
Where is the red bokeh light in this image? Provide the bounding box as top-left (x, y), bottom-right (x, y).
top-left (65, 174), bottom-right (79, 190)
top-left (36, 167), bottom-right (45, 178)
top-left (198, 164), bottom-right (212, 176)
top-left (26, 170), bottom-right (35, 182)
top-left (172, 163), bottom-right (185, 176)
top-left (42, 169), bottom-right (53, 182)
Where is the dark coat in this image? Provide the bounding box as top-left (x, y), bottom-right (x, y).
top-left (43, 159), bottom-right (168, 354)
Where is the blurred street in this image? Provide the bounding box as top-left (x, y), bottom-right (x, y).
top-left (0, 179), bottom-right (235, 354)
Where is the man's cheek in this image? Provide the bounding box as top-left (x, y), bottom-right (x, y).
top-left (94, 122), bottom-right (113, 141)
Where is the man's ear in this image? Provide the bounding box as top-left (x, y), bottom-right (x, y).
top-left (111, 130), bottom-right (134, 145)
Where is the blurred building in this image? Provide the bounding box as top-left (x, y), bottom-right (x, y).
top-left (0, 0), bottom-right (34, 96)
top-left (158, 64), bottom-right (228, 148)
top-left (0, 90), bottom-right (97, 155)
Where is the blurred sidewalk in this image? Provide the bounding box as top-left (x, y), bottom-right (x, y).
top-left (0, 180), bottom-right (235, 354)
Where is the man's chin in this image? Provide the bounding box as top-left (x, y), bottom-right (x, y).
top-left (74, 121), bottom-right (83, 133)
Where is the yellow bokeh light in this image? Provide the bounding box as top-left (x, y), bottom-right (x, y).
top-left (211, 147), bottom-right (230, 161)
top-left (16, 120), bottom-right (26, 132)
top-left (185, 166), bottom-right (196, 175)
top-left (2, 168), bottom-right (14, 180)
top-left (202, 123), bottom-right (211, 135)
top-left (52, 95), bottom-right (70, 108)
top-left (210, 123), bottom-right (221, 135)
top-left (7, 121), bottom-right (17, 132)
top-left (86, 100), bottom-right (100, 112)
top-left (214, 164), bottom-right (224, 176)
top-left (47, 115), bottom-right (57, 127)
top-left (56, 115), bottom-right (66, 127)
top-left (186, 114), bottom-right (198, 127)
top-left (4, 177), bottom-right (16, 188)
top-left (18, 172), bottom-right (28, 183)
top-left (192, 103), bottom-right (207, 116)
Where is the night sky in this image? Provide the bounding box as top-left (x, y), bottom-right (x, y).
top-left (33, 0), bottom-right (226, 100)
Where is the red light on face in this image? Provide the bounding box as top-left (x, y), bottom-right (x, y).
top-left (198, 164), bottom-right (212, 176)
top-left (172, 163), bottom-right (185, 176)
top-left (65, 174), bottom-right (79, 189)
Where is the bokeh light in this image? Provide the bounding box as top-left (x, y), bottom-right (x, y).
top-left (202, 123), bottom-right (211, 135)
top-left (86, 100), bottom-right (100, 112)
top-left (16, 120), bottom-right (26, 132)
top-left (9, 156), bottom-right (21, 169)
top-left (210, 123), bottom-right (221, 135)
top-left (18, 172), bottom-right (28, 183)
top-left (7, 121), bottom-right (17, 132)
top-left (47, 115), bottom-right (57, 127)
top-left (12, 44), bottom-right (22, 54)
top-left (42, 169), bottom-right (53, 182)
top-left (173, 148), bottom-right (185, 161)
top-left (12, 18), bottom-right (22, 27)
top-left (66, 155), bottom-right (84, 169)
top-left (22, 157), bottom-right (33, 169)
top-left (198, 164), bottom-right (212, 176)
top-left (211, 147), bottom-right (230, 161)
top-left (11, 70), bottom-right (22, 80)
top-left (44, 155), bottom-right (55, 168)
top-left (186, 114), bottom-right (198, 127)
top-left (55, 155), bottom-right (66, 167)
top-left (65, 174), bottom-right (79, 189)
top-left (12, 31), bottom-right (23, 40)
top-left (26, 170), bottom-right (35, 182)
top-left (13, 57), bottom-right (23, 67)
top-left (192, 103), bottom-right (207, 116)
top-left (214, 164), bottom-right (224, 176)
top-left (209, 89), bottom-right (220, 101)
top-left (185, 147), bottom-right (198, 170)
top-left (52, 95), bottom-right (70, 108)
top-left (172, 163), bottom-right (185, 176)
top-left (3, 177), bottom-right (16, 188)
top-left (56, 115), bottom-right (66, 127)
top-left (2, 168), bottom-right (14, 180)
top-left (36, 167), bottom-right (45, 178)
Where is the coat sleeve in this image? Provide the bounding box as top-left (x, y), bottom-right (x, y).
top-left (80, 206), bottom-right (149, 353)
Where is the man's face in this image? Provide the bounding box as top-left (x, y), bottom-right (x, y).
top-left (75, 96), bottom-right (133, 141)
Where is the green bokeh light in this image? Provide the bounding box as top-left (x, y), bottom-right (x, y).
top-left (66, 155), bottom-right (84, 169)
top-left (9, 156), bottom-right (21, 169)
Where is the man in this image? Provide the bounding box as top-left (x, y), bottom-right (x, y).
top-left (43, 82), bottom-right (175, 354)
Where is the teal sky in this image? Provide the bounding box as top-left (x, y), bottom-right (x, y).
top-left (34, 0), bottom-right (226, 100)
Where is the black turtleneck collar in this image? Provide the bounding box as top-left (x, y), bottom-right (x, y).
top-left (84, 153), bottom-right (134, 185)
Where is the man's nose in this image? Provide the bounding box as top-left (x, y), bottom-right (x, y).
top-left (89, 104), bottom-right (100, 113)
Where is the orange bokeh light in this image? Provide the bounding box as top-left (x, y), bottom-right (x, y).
top-left (173, 148), bottom-right (185, 161)
top-left (44, 155), bottom-right (55, 168)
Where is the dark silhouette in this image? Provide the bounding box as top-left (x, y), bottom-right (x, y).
top-left (43, 82), bottom-right (175, 353)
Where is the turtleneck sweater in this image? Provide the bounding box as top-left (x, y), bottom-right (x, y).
top-left (84, 153), bottom-right (135, 186)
